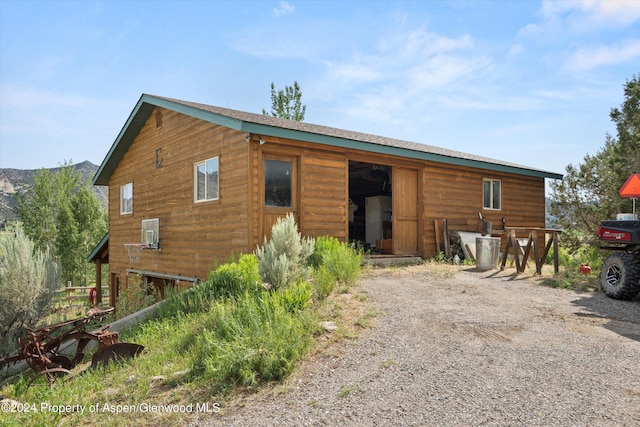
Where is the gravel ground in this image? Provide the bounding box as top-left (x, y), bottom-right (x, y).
top-left (189, 264), bottom-right (640, 427)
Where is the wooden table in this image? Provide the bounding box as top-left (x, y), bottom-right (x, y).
top-left (499, 227), bottom-right (562, 275)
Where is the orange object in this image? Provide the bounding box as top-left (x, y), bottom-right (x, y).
top-left (618, 173), bottom-right (640, 198)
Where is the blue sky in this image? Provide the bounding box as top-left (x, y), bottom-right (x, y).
top-left (1, 0), bottom-right (638, 179)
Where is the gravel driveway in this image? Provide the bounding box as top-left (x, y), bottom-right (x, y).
top-left (190, 264), bottom-right (640, 427)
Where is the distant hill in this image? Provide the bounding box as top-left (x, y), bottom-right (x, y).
top-left (0, 161), bottom-right (107, 223)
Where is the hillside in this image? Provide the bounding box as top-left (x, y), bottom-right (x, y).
top-left (0, 161), bottom-right (107, 223)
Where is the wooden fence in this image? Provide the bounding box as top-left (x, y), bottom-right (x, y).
top-left (52, 286), bottom-right (110, 312)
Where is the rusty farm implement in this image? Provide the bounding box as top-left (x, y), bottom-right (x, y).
top-left (0, 307), bottom-right (144, 385)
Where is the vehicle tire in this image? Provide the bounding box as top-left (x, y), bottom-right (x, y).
top-left (600, 252), bottom-right (640, 300)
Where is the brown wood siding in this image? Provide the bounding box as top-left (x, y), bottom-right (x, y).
top-left (248, 136), bottom-right (545, 259)
top-left (300, 155), bottom-right (348, 239)
top-left (108, 108), bottom-right (548, 292)
top-left (249, 138), bottom-right (348, 246)
top-left (108, 107), bottom-right (250, 289)
top-left (422, 162), bottom-right (546, 257)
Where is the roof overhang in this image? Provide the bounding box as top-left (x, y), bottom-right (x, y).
top-left (87, 233), bottom-right (109, 263)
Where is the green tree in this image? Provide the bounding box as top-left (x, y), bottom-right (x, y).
top-left (262, 81), bottom-right (307, 121)
top-left (13, 162), bottom-right (107, 285)
top-left (609, 75), bottom-right (640, 178)
top-left (549, 75), bottom-right (640, 248)
top-left (0, 226), bottom-right (60, 357)
top-left (16, 168), bottom-right (58, 250)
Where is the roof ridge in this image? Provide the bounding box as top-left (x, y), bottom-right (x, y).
top-left (146, 94), bottom-right (559, 176)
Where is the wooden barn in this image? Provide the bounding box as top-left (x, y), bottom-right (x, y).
top-left (90, 94), bottom-right (562, 307)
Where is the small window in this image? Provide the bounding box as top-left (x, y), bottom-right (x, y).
top-left (120, 183), bottom-right (133, 214)
top-left (264, 159), bottom-right (292, 207)
top-left (194, 157), bottom-right (219, 202)
top-left (483, 179), bottom-right (501, 210)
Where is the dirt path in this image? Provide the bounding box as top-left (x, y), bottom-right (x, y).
top-left (190, 264), bottom-right (640, 426)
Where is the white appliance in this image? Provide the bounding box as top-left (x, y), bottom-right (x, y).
top-left (365, 196), bottom-right (392, 246)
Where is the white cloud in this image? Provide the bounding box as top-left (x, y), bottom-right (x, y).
top-left (576, 0), bottom-right (640, 26)
top-left (516, 1), bottom-right (640, 71)
top-left (273, 1), bottom-right (295, 18)
top-left (536, 0), bottom-right (640, 32)
top-left (1, 85), bottom-right (88, 109)
top-left (309, 27), bottom-right (499, 130)
top-left (324, 29), bottom-right (478, 86)
top-left (564, 39), bottom-right (640, 70)
top-left (508, 44), bottom-right (524, 58)
top-left (326, 61), bottom-right (383, 83)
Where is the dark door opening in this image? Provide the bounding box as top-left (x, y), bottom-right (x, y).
top-left (348, 161), bottom-right (392, 252)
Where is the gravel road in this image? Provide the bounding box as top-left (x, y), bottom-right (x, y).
top-left (190, 264), bottom-right (640, 427)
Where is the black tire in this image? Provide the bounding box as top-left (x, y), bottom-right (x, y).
top-left (600, 252), bottom-right (640, 300)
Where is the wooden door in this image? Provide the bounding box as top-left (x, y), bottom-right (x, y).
top-left (393, 167), bottom-right (419, 255)
top-left (262, 154), bottom-right (299, 240)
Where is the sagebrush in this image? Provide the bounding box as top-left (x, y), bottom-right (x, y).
top-left (0, 226), bottom-right (60, 357)
top-left (255, 214), bottom-right (314, 289)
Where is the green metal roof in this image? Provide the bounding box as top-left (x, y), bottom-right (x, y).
top-left (93, 93), bottom-right (563, 185)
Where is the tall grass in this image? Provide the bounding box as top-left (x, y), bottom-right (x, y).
top-left (191, 288), bottom-right (315, 393)
top-left (0, 237), bottom-right (363, 426)
top-left (310, 236), bottom-right (363, 286)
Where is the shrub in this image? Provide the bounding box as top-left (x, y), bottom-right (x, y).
top-left (308, 235), bottom-right (340, 269)
top-left (273, 280), bottom-right (313, 313)
top-left (160, 254), bottom-right (260, 317)
top-left (115, 276), bottom-right (155, 319)
top-left (0, 227), bottom-right (60, 357)
top-left (311, 236), bottom-right (363, 285)
top-left (312, 264), bottom-right (337, 301)
top-left (546, 244), bottom-right (604, 273)
top-left (191, 290), bottom-right (315, 392)
top-left (545, 245), bottom-right (572, 267)
top-left (255, 214), bottom-right (314, 289)
top-left (206, 254), bottom-right (262, 299)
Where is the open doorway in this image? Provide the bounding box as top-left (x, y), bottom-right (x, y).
top-left (348, 161), bottom-right (392, 252)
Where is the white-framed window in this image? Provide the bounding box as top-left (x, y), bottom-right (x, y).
top-left (194, 157), bottom-right (219, 202)
top-left (483, 178), bottom-right (501, 210)
top-left (120, 182), bottom-right (133, 214)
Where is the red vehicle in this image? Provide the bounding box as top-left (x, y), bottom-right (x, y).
top-left (598, 219), bottom-right (640, 300)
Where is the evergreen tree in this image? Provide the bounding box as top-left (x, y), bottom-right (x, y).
top-left (549, 75), bottom-right (640, 248)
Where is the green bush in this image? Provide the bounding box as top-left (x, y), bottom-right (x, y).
top-left (311, 236), bottom-right (363, 285)
top-left (160, 254), bottom-right (260, 317)
top-left (546, 244), bottom-right (604, 273)
top-left (273, 280), bottom-right (313, 313)
top-left (191, 290), bottom-right (315, 392)
top-left (255, 214), bottom-right (314, 289)
top-left (0, 227), bottom-right (60, 357)
top-left (308, 235), bottom-right (341, 268)
top-left (545, 245), bottom-right (572, 267)
top-left (207, 254), bottom-right (262, 299)
top-left (312, 264), bottom-right (337, 301)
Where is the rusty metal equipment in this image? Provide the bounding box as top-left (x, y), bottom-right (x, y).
top-left (0, 307), bottom-right (144, 385)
